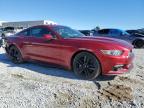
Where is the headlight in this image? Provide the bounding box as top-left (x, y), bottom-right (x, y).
top-left (101, 50), bottom-right (123, 56)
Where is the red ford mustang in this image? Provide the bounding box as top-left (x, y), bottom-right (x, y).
top-left (5, 25), bottom-right (134, 80)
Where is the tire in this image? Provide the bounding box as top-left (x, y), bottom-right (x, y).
top-left (134, 40), bottom-right (144, 48)
top-left (8, 46), bottom-right (24, 64)
top-left (73, 52), bottom-right (101, 80)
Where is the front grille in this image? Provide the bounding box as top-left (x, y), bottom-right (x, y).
top-left (112, 65), bottom-right (124, 71)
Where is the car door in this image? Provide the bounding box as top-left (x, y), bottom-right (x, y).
top-left (25, 27), bottom-right (64, 64)
top-left (16, 29), bottom-right (31, 56)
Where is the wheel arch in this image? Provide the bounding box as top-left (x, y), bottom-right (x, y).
top-left (5, 44), bottom-right (15, 54)
top-left (70, 50), bottom-right (102, 72)
top-left (6, 44), bottom-right (24, 58)
top-left (132, 38), bottom-right (144, 45)
top-left (132, 38), bottom-right (144, 48)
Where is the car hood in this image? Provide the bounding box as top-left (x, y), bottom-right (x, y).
top-left (132, 33), bottom-right (144, 37)
top-left (66, 36), bottom-right (133, 49)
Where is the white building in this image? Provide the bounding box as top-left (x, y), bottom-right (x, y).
top-left (0, 21), bottom-right (5, 28)
top-left (0, 22), bottom-right (2, 27)
top-left (2, 20), bottom-right (57, 28)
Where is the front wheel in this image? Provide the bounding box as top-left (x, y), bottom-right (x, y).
top-left (134, 40), bottom-right (144, 48)
top-left (8, 46), bottom-right (24, 64)
top-left (73, 52), bottom-right (101, 80)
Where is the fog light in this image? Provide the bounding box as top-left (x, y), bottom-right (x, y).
top-left (113, 65), bottom-right (124, 71)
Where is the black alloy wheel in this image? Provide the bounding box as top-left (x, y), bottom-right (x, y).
top-left (73, 52), bottom-right (101, 80)
top-left (9, 46), bottom-right (24, 64)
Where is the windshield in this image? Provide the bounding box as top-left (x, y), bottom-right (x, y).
top-left (120, 30), bottom-right (130, 36)
top-left (52, 26), bottom-right (85, 38)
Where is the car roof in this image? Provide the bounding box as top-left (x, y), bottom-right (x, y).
top-left (99, 28), bottom-right (121, 31)
top-left (30, 25), bottom-right (67, 28)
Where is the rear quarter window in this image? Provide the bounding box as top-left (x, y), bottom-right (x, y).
top-left (18, 29), bottom-right (30, 36)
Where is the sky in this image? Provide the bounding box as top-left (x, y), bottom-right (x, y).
top-left (0, 0), bottom-right (144, 30)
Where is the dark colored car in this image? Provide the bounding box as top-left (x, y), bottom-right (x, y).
top-left (126, 30), bottom-right (144, 36)
top-left (5, 25), bottom-right (134, 80)
top-left (94, 29), bottom-right (144, 48)
top-left (79, 30), bottom-right (91, 36)
top-left (0, 38), bottom-right (2, 47)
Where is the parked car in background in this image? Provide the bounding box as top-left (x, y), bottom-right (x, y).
top-left (0, 27), bottom-right (23, 47)
top-left (93, 29), bottom-right (144, 48)
top-left (5, 25), bottom-right (134, 80)
top-left (1, 27), bottom-right (15, 37)
top-left (126, 30), bottom-right (144, 36)
top-left (79, 30), bottom-right (91, 36)
top-left (1, 27), bottom-right (23, 37)
top-left (0, 28), bottom-right (3, 47)
top-left (0, 28), bottom-right (2, 35)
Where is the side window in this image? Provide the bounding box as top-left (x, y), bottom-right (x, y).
top-left (41, 28), bottom-right (56, 38)
top-left (41, 28), bottom-right (51, 35)
top-left (19, 29), bottom-right (30, 36)
top-left (31, 27), bottom-right (56, 38)
top-left (109, 30), bottom-right (121, 36)
top-left (98, 29), bottom-right (109, 35)
top-left (31, 28), bottom-right (43, 37)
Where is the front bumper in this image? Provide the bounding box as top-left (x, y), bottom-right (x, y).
top-left (96, 51), bottom-right (134, 75)
top-left (104, 63), bottom-right (133, 75)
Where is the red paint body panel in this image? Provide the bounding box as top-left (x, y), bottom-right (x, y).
top-left (6, 25), bottom-right (134, 75)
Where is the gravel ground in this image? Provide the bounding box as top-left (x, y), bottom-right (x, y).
top-left (0, 47), bottom-right (144, 108)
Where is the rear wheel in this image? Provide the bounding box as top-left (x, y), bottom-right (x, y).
top-left (134, 40), bottom-right (144, 48)
top-left (73, 52), bottom-right (101, 80)
top-left (8, 46), bottom-right (24, 64)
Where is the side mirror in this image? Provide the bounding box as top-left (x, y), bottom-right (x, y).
top-left (43, 34), bottom-right (53, 40)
